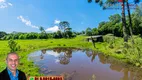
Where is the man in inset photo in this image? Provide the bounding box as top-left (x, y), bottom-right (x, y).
top-left (0, 52), bottom-right (27, 80)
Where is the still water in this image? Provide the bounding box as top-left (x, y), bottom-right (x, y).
top-left (28, 48), bottom-right (142, 80)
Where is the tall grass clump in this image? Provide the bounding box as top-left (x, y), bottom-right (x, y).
top-left (122, 36), bottom-right (142, 67)
top-left (103, 34), bottom-right (115, 49)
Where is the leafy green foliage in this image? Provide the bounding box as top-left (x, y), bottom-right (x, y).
top-left (59, 21), bottom-right (70, 32)
top-left (109, 14), bottom-right (121, 24)
top-left (131, 6), bottom-right (142, 36)
top-left (85, 27), bottom-right (92, 36)
top-left (8, 39), bottom-right (20, 52)
top-left (103, 34), bottom-right (114, 43)
top-left (0, 31), bottom-right (7, 39)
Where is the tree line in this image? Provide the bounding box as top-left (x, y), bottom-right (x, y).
top-left (85, 6), bottom-right (142, 37)
top-left (0, 21), bottom-right (78, 40)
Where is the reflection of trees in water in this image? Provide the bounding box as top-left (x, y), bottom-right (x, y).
top-left (52, 48), bottom-right (75, 65)
top-left (40, 48), bottom-right (142, 80)
top-left (98, 53), bottom-right (142, 80)
top-left (58, 48), bottom-right (74, 65)
top-left (65, 50), bottom-right (72, 58)
top-left (98, 53), bottom-right (108, 64)
top-left (53, 48), bottom-right (62, 53)
top-left (59, 53), bottom-right (70, 65)
top-left (91, 52), bottom-right (97, 62)
top-left (40, 49), bottom-right (47, 59)
top-left (86, 50), bottom-right (93, 57)
top-left (41, 49), bottom-right (46, 54)
top-left (52, 47), bottom-right (81, 54)
top-left (127, 67), bottom-right (142, 80)
top-left (86, 50), bottom-right (97, 62)
top-left (60, 71), bottom-right (76, 80)
top-left (53, 48), bottom-right (98, 64)
top-left (110, 64), bottom-right (123, 72)
top-left (40, 54), bottom-right (44, 59)
top-left (41, 48), bottom-right (74, 65)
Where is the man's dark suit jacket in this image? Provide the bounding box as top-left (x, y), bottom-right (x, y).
top-left (0, 68), bottom-right (27, 80)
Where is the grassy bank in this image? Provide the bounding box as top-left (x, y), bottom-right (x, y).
top-left (0, 35), bottom-right (142, 76)
top-left (0, 35), bottom-right (93, 76)
top-left (96, 34), bottom-right (142, 67)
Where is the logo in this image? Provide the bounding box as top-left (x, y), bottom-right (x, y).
top-left (103, 2), bottom-right (138, 10)
top-left (28, 76), bottom-right (64, 80)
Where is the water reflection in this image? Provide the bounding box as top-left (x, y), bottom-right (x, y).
top-left (28, 48), bottom-right (142, 80)
top-left (59, 53), bottom-right (70, 65)
top-left (97, 53), bottom-right (142, 80)
top-left (85, 50), bottom-right (97, 62)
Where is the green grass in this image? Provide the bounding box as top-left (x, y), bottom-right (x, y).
top-left (0, 35), bottom-right (93, 76)
top-left (0, 35), bottom-right (142, 77)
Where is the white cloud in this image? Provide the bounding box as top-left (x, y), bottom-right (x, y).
top-left (17, 15), bottom-right (39, 29)
top-left (55, 59), bottom-right (60, 63)
top-left (8, 2), bottom-right (12, 6)
top-left (45, 25), bottom-right (59, 32)
top-left (54, 19), bottom-right (60, 24)
top-left (0, 3), bottom-right (7, 8)
top-left (0, 0), bottom-right (5, 2)
top-left (0, 0), bottom-right (12, 8)
top-left (46, 51), bottom-right (60, 57)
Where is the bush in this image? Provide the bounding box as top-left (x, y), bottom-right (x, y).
top-left (8, 39), bottom-right (20, 52)
top-left (103, 34), bottom-right (115, 43)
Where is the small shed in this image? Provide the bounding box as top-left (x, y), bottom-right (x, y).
top-left (86, 35), bottom-right (103, 42)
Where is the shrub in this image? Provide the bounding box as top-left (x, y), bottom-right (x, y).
top-left (8, 39), bottom-right (20, 52)
top-left (103, 34), bottom-right (114, 43)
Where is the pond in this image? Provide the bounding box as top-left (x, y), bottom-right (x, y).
top-left (28, 48), bottom-right (142, 80)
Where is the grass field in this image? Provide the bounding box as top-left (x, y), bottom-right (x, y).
top-left (0, 35), bottom-right (142, 76)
